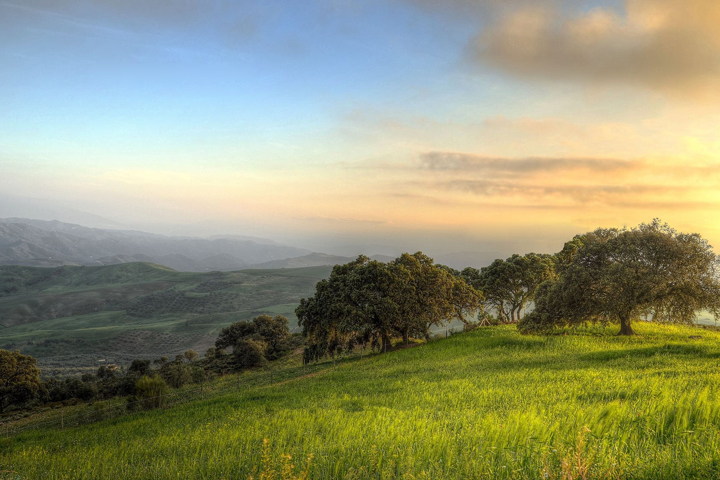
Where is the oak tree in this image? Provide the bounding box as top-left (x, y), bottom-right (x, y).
top-left (0, 350), bottom-right (42, 413)
top-left (519, 220), bottom-right (720, 335)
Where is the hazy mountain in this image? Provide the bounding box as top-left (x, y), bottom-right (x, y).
top-left (0, 195), bottom-right (120, 229)
top-left (249, 252), bottom-right (396, 269)
top-left (0, 218), bottom-right (310, 271)
top-left (207, 234), bottom-right (281, 246)
top-left (434, 251), bottom-right (504, 270)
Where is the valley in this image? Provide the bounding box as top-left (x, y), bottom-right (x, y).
top-left (0, 262), bottom-right (330, 376)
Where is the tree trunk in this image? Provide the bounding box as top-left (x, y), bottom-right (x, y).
top-left (382, 334), bottom-right (391, 352)
top-left (402, 330), bottom-right (409, 345)
top-left (618, 316), bottom-right (635, 335)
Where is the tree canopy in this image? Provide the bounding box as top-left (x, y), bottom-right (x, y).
top-left (296, 253), bottom-right (483, 361)
top-left (0, 350), bottom-right (42, 413)
top-left (215, 314), bottom-right (291, 363)
top-left (519, 220), bottom-right (720, 335)
top-left (463, 253), bottom-right (555, 323)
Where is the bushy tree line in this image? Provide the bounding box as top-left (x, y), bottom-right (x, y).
top-left (0, 315), bottom-right (298, 415)
top-left (297, 221), bottom-right (720, 360)
top-left (296, 253), bottom-right (483, 362)
top-left (39, 350), bottom-right (208, 411)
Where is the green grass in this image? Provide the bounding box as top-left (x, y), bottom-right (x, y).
top-left (4, 322), bottom-right (720, 479)
top-left (0, 263), bottom-right (332, 375)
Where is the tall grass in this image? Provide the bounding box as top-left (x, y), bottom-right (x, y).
top-left (3, 323), bottom-right (720, 479)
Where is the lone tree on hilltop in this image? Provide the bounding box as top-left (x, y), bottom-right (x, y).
top-left (0, 350), bottom-right (42, 413)
top-left (519, 220), bottom-right (720, 335)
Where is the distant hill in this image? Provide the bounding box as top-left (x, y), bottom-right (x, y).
top-left (0, 218), bottom-right (311, 272)
top-left (0, 194), bottom-right (121, 229)
top-left (249, 252), bottom-right (396, 269)
top-left (433, 251), bottom-right (505, 270)
top-left (0, 262), bottom-right (332, 375)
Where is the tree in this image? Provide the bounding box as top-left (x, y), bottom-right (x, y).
top-left (161, 359), bottom-right (193, 388)
top-left (390, 253), bottom-right (483, 343)
top-left (0, 350), bottom-right (42, 413)
top-left (215, 321), bottom-right (256, 350)
top-left (519, 220), bottom-right (720, 335)
top-left (128, 359), bottom-right (152, 376)
top-left (474, 253), bottom-right (556, 323)
top-left (252, 315), bottom-right (290, 360)
top-left (234, 339), bottom-right (267, 368)
top-left (204, 347), bottom-right (217, 359)
top-left (297, 253), bottom-right (483, 361)
top-left (214, 315), bottom-right (290, 362)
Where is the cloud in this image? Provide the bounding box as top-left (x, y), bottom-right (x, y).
top-left (404, 149), bottom-right (720, 212)
top-left (419, 152), bottom-right (641, 176)
top-left (469, 0), bottom-right (720, 95)
top-left (438, 179), bottom-right (686, 200)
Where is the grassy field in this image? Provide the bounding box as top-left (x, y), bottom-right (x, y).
top-left (3, 322), bottom-right (720, 479)
top-left (0, 263), bottom-right (331, 375)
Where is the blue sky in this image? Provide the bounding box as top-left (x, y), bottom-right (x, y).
top-left (2, 0), bottom-right (720, 255)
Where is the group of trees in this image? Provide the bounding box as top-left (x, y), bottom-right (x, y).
top-left (0, 314), bottom-right (297, 414)
top-left (459, 253), bottom-right (556, 324)
top-left (297, 220), bottom-right (720, 362)
top-left (215, 314), bottom-right (295, 367)
top-left (3, 220), bottom-right (718, 413)
top-left (296, 253), bottom-right (483, 362)
top-left (40, 349), bottom-right (207, 410)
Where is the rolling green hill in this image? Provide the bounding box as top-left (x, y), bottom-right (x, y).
top-left (3, 323), bottom-right (720, 479)
top-left (0, 263), bottom-right (331, 375)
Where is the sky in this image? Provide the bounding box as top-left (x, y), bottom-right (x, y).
top-left (2, 0), bottom-right (720, 257)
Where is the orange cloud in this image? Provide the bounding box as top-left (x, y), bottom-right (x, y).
top-left (471, 0), bottom-right (720, 96)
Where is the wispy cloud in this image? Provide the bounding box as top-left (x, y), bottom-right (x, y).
top-left (419, 152), bottom-right (641, 176)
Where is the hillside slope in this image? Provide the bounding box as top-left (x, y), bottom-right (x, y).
top-left (0, 263), bottom-right (331, 374)
top-left (3, 323), bottom-right (720, 479)
top-left (250, 253), bottom-right (396, 269)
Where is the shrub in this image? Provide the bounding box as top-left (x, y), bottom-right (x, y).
top-left (129, 375), bottom-right (168, 411)
top-left (234, 340), bottom-right (267, 368)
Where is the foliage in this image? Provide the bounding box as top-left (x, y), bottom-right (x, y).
top-left (234, 340), bottom-right (268, 368)
top-left (463, 253), bottom-right (555, 323)
top-left (215, 315), bottom-right (291, 364)
top-left (216, 321), bottom-right (257, 350)
top-left (129, 374), bottom-right (169, 410)
top-left (254, 315), bottom-right (291, 360)
top-left (160, 360), bottom-right (195, 389)
top-left (297, 253), bottom-right (482, 361)
top-left (520, 220), bottom-right (720, 335)
top-left (0, 350), bottom-right (41, 413)
top-left (128, 359), bottom-right (152, 377)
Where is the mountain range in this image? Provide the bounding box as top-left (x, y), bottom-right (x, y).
top-left (0, 217), bottom-right (504, 271)
top-left (0, 218), bottom-right (311, 271)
